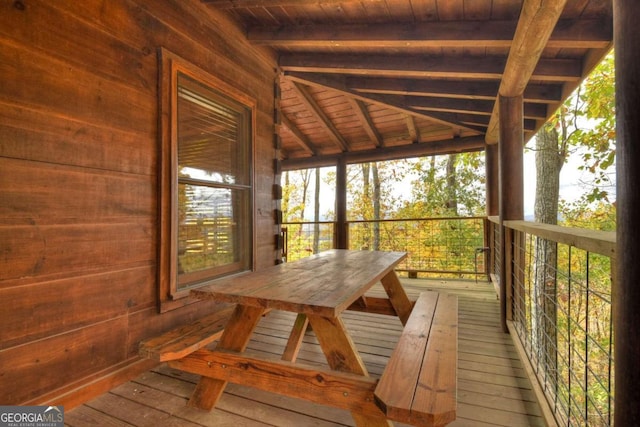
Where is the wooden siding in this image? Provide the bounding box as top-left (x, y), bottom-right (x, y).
top-left (66, 279), bottom-right (545, 426)
top-left (0, 0), bottom-right (277, 406)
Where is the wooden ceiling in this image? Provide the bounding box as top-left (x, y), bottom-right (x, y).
top-left (203, 0), bottom-right (613, 169)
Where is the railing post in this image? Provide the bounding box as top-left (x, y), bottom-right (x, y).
top-left (498, 94), bottom-right (524, 333)
top-left (335, 157), bottom-right (348, 249)
top-left (486, 144), bottom-right (499, 284)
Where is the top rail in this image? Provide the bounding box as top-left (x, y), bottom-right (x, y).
top-left (503, 220), bottom-right (615, 258)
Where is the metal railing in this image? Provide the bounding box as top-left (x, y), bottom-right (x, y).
top-left (280, 221), bottom-right (335, 262)
top-left (284, 216), bottom-right (616, 425)
top-left (494, 219), bottom-right (616, 427)
top-left (282, 217), bottom-right (488, 279)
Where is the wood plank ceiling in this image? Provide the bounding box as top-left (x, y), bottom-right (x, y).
top-left (203, 0), bottom-right (613, 170)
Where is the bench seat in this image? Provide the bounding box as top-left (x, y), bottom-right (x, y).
top-left (374, 291), bottom-right (458, 427)
top-left (139, 306), bottom-right (235, 362)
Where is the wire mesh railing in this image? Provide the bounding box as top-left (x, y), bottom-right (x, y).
top-left (505, 221), bottom-right (615, 427)
top-left (284, 216), bottom-right (615, 425)
top-left (282, 217), bottom-right (488, 279)
top-left (280, 221), bottom-right (335, 262)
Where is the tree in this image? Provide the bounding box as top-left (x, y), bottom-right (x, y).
top-left (313, 167), bottom-right (321, 253)
top-left (372, 163), bottom-right (381, 250)
top-left (533, 122), bottom-right (562, 381)
top-left (399, 152), bottom-right (485, 218)
top-left (573, 52), bottom-right (616, 204)
top-left (445, 154), bottom-right (458, 215)
top-left (529, 50), bottom-right (616, 400)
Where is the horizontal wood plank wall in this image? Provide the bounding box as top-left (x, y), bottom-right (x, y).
top-left (0, 0), bottom-right (277, 406)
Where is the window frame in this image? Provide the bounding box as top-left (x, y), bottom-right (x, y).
top-left (158, 48), bottom-right (256, 311)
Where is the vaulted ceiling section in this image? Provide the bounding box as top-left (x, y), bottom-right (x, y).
top-left (203, 0), bottom-right (613, 170)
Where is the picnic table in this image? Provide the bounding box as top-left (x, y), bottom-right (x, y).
top-left (140, 250), bottom-right (457, 426)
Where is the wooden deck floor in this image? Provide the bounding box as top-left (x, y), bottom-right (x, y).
top-left (65, 279), bottom-right (545, 427)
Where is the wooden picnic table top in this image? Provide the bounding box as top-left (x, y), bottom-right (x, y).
top-left (190, 249), bottom-right (407, 318)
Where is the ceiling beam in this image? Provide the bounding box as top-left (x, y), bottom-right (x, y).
top-left (405, 115), bottom-right (420, 143)
top-left (289, 82), bottom-right (350, 152)
top-left (281, 136), bottom-right (486, 171)
top-left (412, 98), bottom-right (547, 119)
top-left (346, 98), bottom-right (384, 148)
top-left (338, 75), bottom-right (562, 104)
top-left (447, 113), bottom-right (537, 132)
top-left (369, 94), bottom-right (546, 119)
top-left (249, 19), bottom-right (610, 49)
top-left (485, 0), bottom-right (568, 144)
top-left (278, 113), bottom-right (316, 156)
top-left (204, 0), bottom-right (383, 8)
top-left (280, 53), bottom-right (581, 81)
top-left (284, 72), bottom-right (480, 133)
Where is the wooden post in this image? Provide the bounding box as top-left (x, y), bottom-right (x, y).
top-left (486, 143), bottom-right (499, 217)
top-left (498, 95), bottom-right (524, 333)
top-left (614, 0), bottom-right (640, 423)
top-left (486, 143), bottom-right (499, 278)
top-left (335, 157), bottom-right (348, 249)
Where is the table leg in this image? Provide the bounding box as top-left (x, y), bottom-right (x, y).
top-left (282, 313), bottom-right (309, 362)
top-left (380, 270), bottom-right (413, 325)
top-left (307, 314), bottom-right (393, 427)
top-left (188, 304), bottom-right (264, 410)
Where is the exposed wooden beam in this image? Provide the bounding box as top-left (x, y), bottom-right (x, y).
top-left (278, 113), bottom-right (316, 156)
top-left (252, 21), bottom-right (517, 48)
top-left (249, 19), bottom-right (610, 49)
top-left (343, 76), bottom-right (562, 104)
top-left (486, 0), bottom-right (568, 144)
top-left (289, 81), bottom-right (349, 152)
top-left (342, 90), bottom-right (545, 121)
top-left (452, 113), bottom-right (536, 132)
top-left (346, 98), bottom-right (384, 148)
top-left (280, 53), bottom-right (581, 82)
top-left (282, 136), bottom-right (486, 171)
top-left (204, 0), bottom-right (382, 8)
top-left (405, 115), bottom-right (420, 143)
top-left (284, 72), bottom-right (480, 134)
top-left (549, 18), bottom-right (612, 49)
top-left (349, 76), bottom-right (501, 100)
top-left (374, 94), bottom-right (547, 119)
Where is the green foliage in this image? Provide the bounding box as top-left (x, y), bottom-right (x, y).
top-left (282, 154), bottom-right (487, 271)
top-left (396, 152), bottom-right (485, 218)
top-left (559, 200), bottom-right (616, 232)
top-left (348, 217), bottom-right (485, 279)
top-left (521, 232), bottom-right (613, 426)
top-left (346, 160), bottom-right (406, 221)
top-left (548, 51), bottom-right (616, 205)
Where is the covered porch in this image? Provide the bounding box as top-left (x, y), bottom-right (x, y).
top-left (67, 279), bottom-right (544, 427)
top-left (2, 0), bottom-right (638, 426)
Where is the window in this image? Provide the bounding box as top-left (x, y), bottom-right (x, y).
top-left (159, 49), bottom-right (254, 308)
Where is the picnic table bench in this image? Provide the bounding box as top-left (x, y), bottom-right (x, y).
top-left (139, 250), bottom-right (457, 427)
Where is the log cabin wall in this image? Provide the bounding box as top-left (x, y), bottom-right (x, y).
top-left (0, 0), bottom-right (278, 406)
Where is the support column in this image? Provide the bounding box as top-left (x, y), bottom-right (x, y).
top-left (498, 95), bottom-right (524, 333)
top-left (614, 0), bottom-right (640, 423)
top-left (335, 157), bottom-right (348, 249)
top-left (486, 143), bottom-right (500, 217)
top-left (485, 143), bottom-right (500, 282)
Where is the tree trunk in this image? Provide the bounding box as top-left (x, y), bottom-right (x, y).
top-left (372, 163), bottom-right (381, 250)
top-left (299, 169), bottom-right (311, 222)
top-left (534, 123), bottom-right (563, 386)
top-left (445, 154), bottom-right (458, 215)
top-left (535, 125), bottom-right (562, 224)
top-left (313, 167), bottom-right (320, 254)
top-left (361, 163), bottom-right (371, 249)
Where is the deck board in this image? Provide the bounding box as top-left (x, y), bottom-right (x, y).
top-left (66, 279), bottom-right (544, 427)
